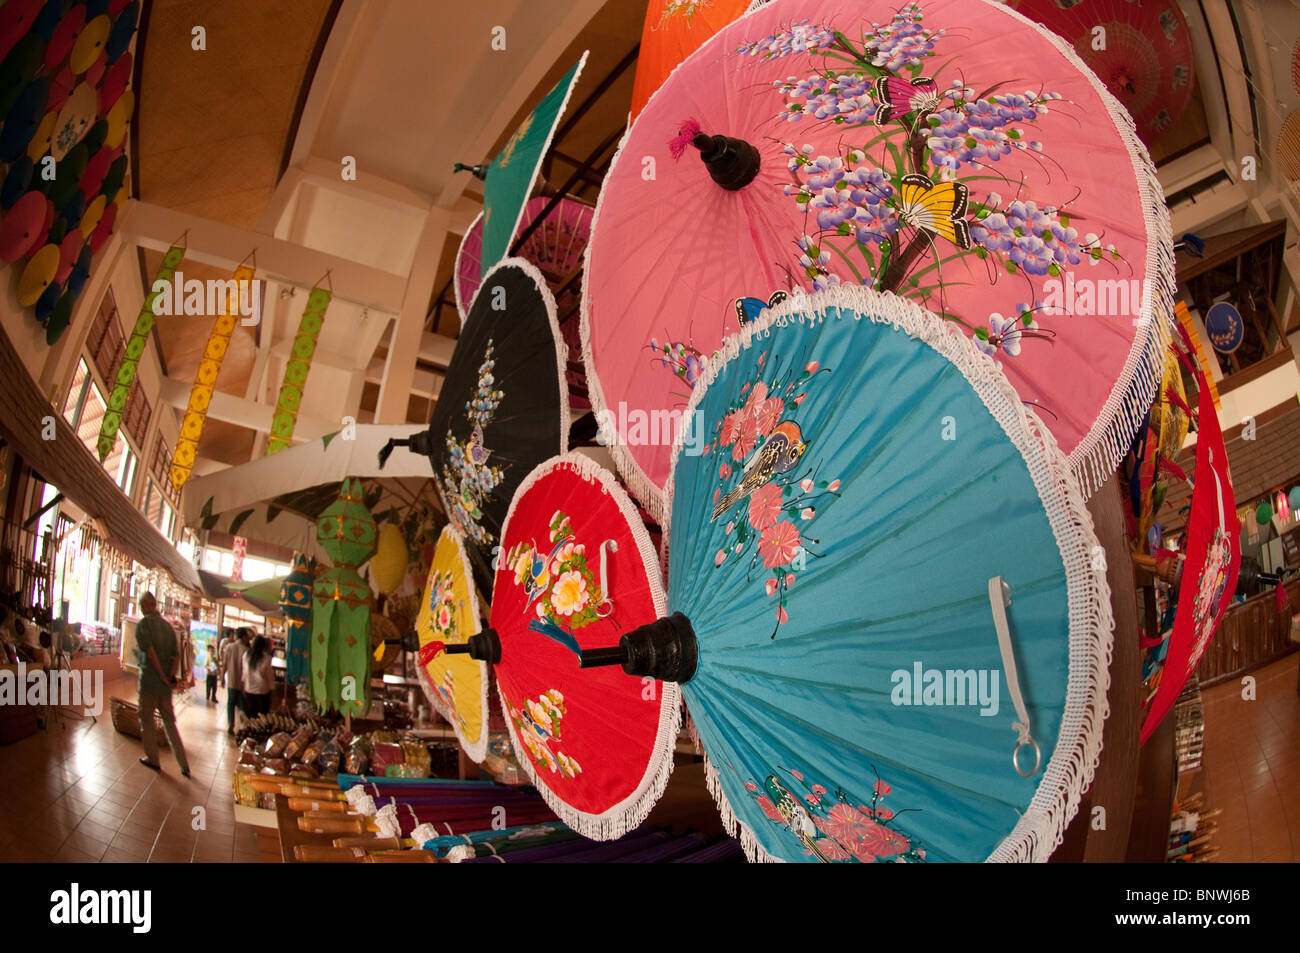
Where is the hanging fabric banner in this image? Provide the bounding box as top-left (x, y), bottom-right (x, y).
top-left (280, 552), bottom-right (316, 686)
top-left (268, 284), bottom-right (332, 454)
top-left (171, 260), bottom-right (256, 492)
top-left (98, 244), bottom-right (184, 460)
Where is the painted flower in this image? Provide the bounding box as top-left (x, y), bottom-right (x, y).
top-left (758, 520), bottom-right (802, 569)
top-left (745, 782), bottom-right (758, 792)
top-left (817, 802), bottom-right (872, 845)
top-left (874, 779), bottom-right (891, 796)
top-left (800, 478), bottom-right (814, 492)
top-left (748, 482), bottom-right (784, 531)
top-left (436, 606), bottom-right (452, 631)
top-left (812, 784), bottom-right (827, 796)
top-left (551, 570), bottom-right (589, 616)
top-left (756, 795), bottom-right (786, 823)
top-left (800, 507), bottom-right (815, 520)
top-left (765, 577), bottom-right (779, 597)
top-left (817, 836), bottom-right (851, 861)
top-left (732, 413), bottom-right (760, 461)
top-left (975, 312), bottom-right (1037, 358)
top-left (790, 770), bottom-right (804, 781)
top-left (719, 462), bottom-right (732, 480)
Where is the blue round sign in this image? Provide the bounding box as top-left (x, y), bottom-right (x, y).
top-left (1205, 301), bottom-right (1244, 353)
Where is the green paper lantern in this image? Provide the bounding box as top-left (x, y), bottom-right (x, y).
top-left (1256, 500), bottom-right (1273, 525)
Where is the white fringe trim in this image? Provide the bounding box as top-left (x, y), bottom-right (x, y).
top-left (453, 211), bottom-right (484, 324)
top-left (375, 803), bottom-right (400, 839)
top-left (354, 794), bottom-right (377, 817)
top-left (446, 844), bottom-right (475, 863)
top-left (580, 0), bottom-right (1172, 508)
top-left (492, 452), bottom-right (679, 840)
top-left (410, 822), bottom-right (440, 845)
top-left (413, 523), bottom-right (491, 763)
top-left (982, 0), bottom-right (1176, 499)
top-left (662, 285), bottom-right (1114, 863)
top-left (344, 785), bottom-right (368, 808)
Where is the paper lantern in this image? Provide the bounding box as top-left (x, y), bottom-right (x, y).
top-left (1256, 500), bottom-right (1273, 525)
top-left (371, 523), bottom-right (407, 596)
top-left (171, 262), bottom-right (255, 492)
top-left (1277, 491), bottom-right (1291, 523)
top-left (96, 244), bottom-right (183, 459)
top-left (311, 478), bottom-right (377, 715)
top-left (1290, 486), bottom-right (1300, 515)
top-left (267, 285), bottom-right (330, 454)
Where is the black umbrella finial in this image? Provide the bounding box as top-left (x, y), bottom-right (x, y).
top-left (579, 612), bottom-right (698, 683)
top-left (453, 162), bottom-right (489, 180)
top-left (668, 118), bottom-right (759, 191)
top-left (377, 438), bottom-right (408, 470)
top-left (378, 430), bottom-right (438, 470)
top-left (442, 628), bottom-right (502, 664)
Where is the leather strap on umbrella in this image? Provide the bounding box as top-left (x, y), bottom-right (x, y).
top-left (988, 576), bottom-right (1040, 778)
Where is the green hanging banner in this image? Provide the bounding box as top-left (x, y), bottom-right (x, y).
top-left (267, 285), bottom-right (332, 454)
top-left (310, 478), bottom-right (377, 715)
top-left (97, 244), bottom-right (185, 461)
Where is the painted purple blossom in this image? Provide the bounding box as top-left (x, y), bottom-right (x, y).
top-left (976, 312), bottom-right (1039, 358)
top-left (863, 4), bottom-right (946, 72)
top-left (776, 73), bottom-right (878, 125)
top-left (735, 19), bottom-right (836, 59)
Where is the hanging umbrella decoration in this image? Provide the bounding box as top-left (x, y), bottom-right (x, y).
top-left (1139, 356), bottom-right (1239, 744)
top-left (378, 259), bottom-right (569, 591)
top-left (280, 552), bottom-right (316, 688)
top-left (414, 525), bottom-right (489, 762)
top-left (310, 478), bottom-right (378, 717)
top-left (463, 287), bottom-right (1113, 861)
top-left (455, 195), bottom-right (594, 323)
top-left (629, 0), bottom-right (755, 121)
top-left (454, 53), bottom-right (588, 280)
top-left (1124, 347), bottom-right (1189, 553)
top-left (96, 242), bottom-right (185, 460)
top-left (582, 0), bottom-right (1174, 516)
top-left (267, 281), bottom-right (332, 454)
top-left (1008, 0), bottom-right (1196, 150)
top-left (0, 0), bottom-right (140, 339)
top-left (170, 258), bottom-right (257, 492)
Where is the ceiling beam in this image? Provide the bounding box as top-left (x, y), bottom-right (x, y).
top-left (116, 200), bottom-right (410, 313)
top-left (157, 377), bottom-right (339, 441)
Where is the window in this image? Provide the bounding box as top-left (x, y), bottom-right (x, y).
top-left (114, 445), bottom-right (138, 496)
top-left (123, 386), bottom-right (151, 444)
top-left (140, 479), bottom-right (175, 539)
top-left (150, 436), bottom-right (179, 506)
top-left (62, 360), bottom-right (91, 427)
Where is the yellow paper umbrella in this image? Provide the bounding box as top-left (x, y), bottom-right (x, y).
top-left (70, 15), bottom-right (111, 74)
top-left (415, 525), bottom-right (488, 762)
top-left (18, 244), bottom-right (59, 306)
top-left (80, 194), bottom-right (106, 238)
top-left (27, 111), bottom-right (56, 161)
top-left (103, 90), bottom-right (132, 150)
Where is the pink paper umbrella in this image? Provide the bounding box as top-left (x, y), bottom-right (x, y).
top-left (582, 0), bottom-right (1174, 516)
top-left (454, 195), bottom-right (594, 321)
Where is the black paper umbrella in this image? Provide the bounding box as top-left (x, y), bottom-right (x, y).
top-left (379, 258), bottom-right (568, 589)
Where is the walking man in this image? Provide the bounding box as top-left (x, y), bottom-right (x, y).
top-left (136, 593), bottom-right (191, 777)
top-left (220, 627), bottom-right (250, 735)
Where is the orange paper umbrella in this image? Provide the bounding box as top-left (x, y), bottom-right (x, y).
top-left (630, 0), bottom-right (756, 121)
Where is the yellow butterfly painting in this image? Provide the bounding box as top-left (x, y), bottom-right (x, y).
top-left (898, 174), bottom-right (971, 249)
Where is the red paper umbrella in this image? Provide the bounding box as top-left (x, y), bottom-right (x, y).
top-left (56, 230), bottom-right (82, 283)
top-left (0, 0), bottom-right (43, 64)
top-left (1010, 0), bottom-right (1195, 147)
top-left (98, 51), bottom-right (129, 113)
top-left (1140, 363), bottom-right (1240, 744)
top-left (474, 454), bottom-right (678, 838)
top-left (0, 189), bottom-right (48, 261)
top-left (89, 197), bottom-right (116, 253)
top-left (44, 5), bottom-right (86, 70)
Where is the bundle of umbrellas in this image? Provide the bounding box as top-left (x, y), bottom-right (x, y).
top-left (380, 0), bottom-right (1209, 862)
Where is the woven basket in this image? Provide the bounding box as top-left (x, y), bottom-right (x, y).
top-left (109, 697), bottom-right (169, 747)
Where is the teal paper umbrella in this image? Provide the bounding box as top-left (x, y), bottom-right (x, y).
top-left (570, 286), bottom-right (1113, 862)
top-left (473, 53), bottom-right (587, 277)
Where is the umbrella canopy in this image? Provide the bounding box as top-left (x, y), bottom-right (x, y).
top-left (415, 525), bottom-right (489, 763)
top-left (182, 425), bottom-right (438, 559)
top-left (486, 454), bottom-right (677, 838)
top-left (571, 286), bottom-right (1112, 862)
top-left (478, 54), bottom-right (588, 278)
top-left (1009, 0), bottom-right (1195, 149)
top-left (455, 195), bottom-right (594, 322)
top-left (582, 0), bottom-right (1173, 517)
top-left (630, 0), bottom-right (754, 121)
top-left (1139, 363), bottom-right (1239, 744)
top-left (380, 259), bottom-right (569, 590)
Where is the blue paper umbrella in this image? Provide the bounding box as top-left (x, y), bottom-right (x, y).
top-left (579, 288), bottom-right (1113, 862)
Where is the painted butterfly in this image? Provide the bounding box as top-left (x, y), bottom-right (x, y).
top-left (898, 173), bottom-right (972, 249)
top-left (873, 76), bottom-right (942, 126)
top-left (734, 290), bottom-right (789, 325)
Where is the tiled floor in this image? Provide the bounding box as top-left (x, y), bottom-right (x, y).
top-left (1189, 652), bottom-right (1299, 862)
top-left (0, 672), bottom-right (278, 863)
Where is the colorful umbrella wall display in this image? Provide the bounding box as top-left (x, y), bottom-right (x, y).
top-left (171, 262), bottom-right (256, 493)
top-left (582, 0), bottom-right (1174, 516)
top-left (1009, 0), bottom-right (1195, 149)
top-left (0, 0), bottom-right (139, 339)
top-left (630, 0), bottom-right (754, 121)
top-left (280, 552), bottom-right (316, 686)
top-left (268, 284), bottom-right (332, 454)
top-left (478, 54), bottom-right (588, 278)
top-left (415, 524), bottom-right (489, 763)
top-left (570, 287), bottom-right (1113, 862)
top-left (379, 259), bottom-right (569, 590)
top-left (1140, 367), bottom-right (1239, 744)
top-left (310, 478), bottom-right (377, 716)
top-left (486, 453), bottom-right (678, 838)
top-left (96, 243), bottom-right (184, 460)
top-left (454, 195), bottom-right (594, 321)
